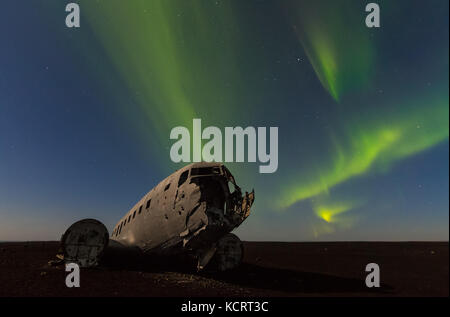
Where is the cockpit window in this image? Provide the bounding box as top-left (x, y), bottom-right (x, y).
top-left (164, 183), bottom-right (171, 191)
top-left (178, 170), bottom-right (189, 187)
top-left (191, 167), bottom-right (221, 176)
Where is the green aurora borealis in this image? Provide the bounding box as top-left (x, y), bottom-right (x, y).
top-left (78, 0), bottom-right (448, 237)
top-left (82, 0), bottom-right (244, 142)
top-left (2, 0), bottom-right (445, 240)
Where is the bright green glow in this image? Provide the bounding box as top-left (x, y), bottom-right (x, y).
top-left (289, 1), bottom-right (374, 101)
top-left (279, 96), bottom-right (449, 209)
top-left (313, 198), bottom-right (359, 223)
top-left (314, 202), bottom-right (353, 223)
top-left (311, 200), bottom-right (359, 237)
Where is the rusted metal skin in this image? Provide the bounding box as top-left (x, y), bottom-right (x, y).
top-left (61, 162), bottom-right (254, 271)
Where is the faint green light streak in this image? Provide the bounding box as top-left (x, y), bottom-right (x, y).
top-left (81, 0), bottom-right (242, 147)
top-left (289, 1), bottom-right (374, 101)
top-left (279, 96), bottom-right (449, 209)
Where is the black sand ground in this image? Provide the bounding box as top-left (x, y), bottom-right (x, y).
top-left (0, 241), bottom-right (447, 297)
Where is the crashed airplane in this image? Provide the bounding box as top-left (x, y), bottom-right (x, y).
top-left (60, 162), bottom-right (254, 271)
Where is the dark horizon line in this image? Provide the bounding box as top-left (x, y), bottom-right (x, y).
top-left (0, 240), bottom-right (448, 243)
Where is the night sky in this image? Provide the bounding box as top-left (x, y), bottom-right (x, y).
top-left (0, 0), bottom-right (448, 241)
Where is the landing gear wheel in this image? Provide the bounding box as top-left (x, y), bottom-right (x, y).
top-left (211, 233), bottom-right (243, 271)
top-left (61, 219), bottom-right (109, 267)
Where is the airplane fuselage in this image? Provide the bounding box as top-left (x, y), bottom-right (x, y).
top-left (110, 162), bottom-right (253, 257)
top-left (60, 162), bottom-right (254, 271)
